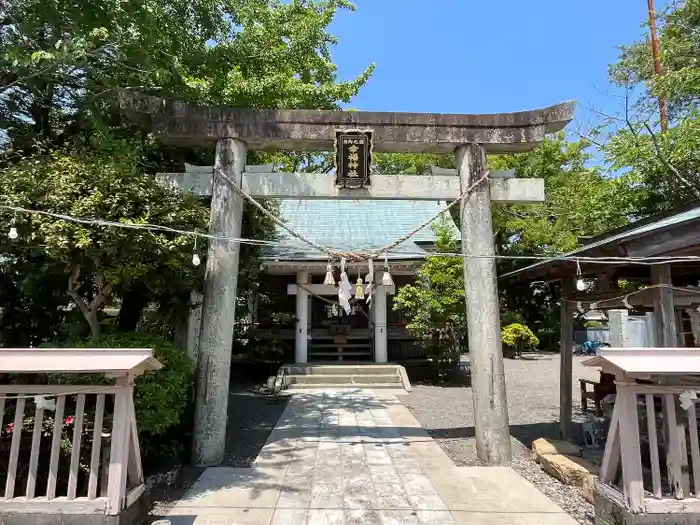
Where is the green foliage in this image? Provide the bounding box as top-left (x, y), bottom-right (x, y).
top-left (494, 136), bottom-right (633, 350)
top-left (393, 221), bottom-right (465, 375)
top-left (492, 134), bottom-right (634, 258)
top-left (1, 0), bottom-right (374, 343)
top-left (604, 112), bottom-right (700, 214)
top-left (610, 0), bottom-right (700, 117)
top-left (500, 323), bottom-right (539, 357)
top-left (605, 1), bottom-right (700, 214)
top-left (0, 0), bottom-right (373, 151)
top-left (373, 153), bottom-right (454, 175)
top-left (65, 332), bottom-right (195, 437)
top-left (0, 145), bottom-right (209, 337)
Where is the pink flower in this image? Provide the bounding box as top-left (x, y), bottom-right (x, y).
top-left (6, 422), bottom-right (14, 433)
top-left (64, 416), bottom-right (74, 425)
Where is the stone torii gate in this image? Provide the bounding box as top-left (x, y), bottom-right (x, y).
top-left (120, 93), bottom-right (574, 467)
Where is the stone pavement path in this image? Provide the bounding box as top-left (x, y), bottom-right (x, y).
top-left (165, 389), bottom-right (578, 524)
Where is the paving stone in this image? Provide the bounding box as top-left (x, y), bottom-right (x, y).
top-left (166, 389), bottom-right (573, 524)
top-left (377, 490), bottom-right (412, 509)
top-left (415, 510), bottom-right (456, 524)
top-left (402, 474), bottom-right (438, 495)
top-left (393, 458), bottom-right (423, 474)
top-left (310, 483), bottom-right (344, 509)
top-left (307, 509), bottom-right (344, 525)
top-left (276, 487), bottom-right (311, 509)
top-left (165, 509), bottom-right (274, 525)
top-left (407, 494), bottom-right (447, 511)
top-left (381, 509), bottom-right (421, 525)
top-left (450, 512), bottom-right (579, 524)
top-left (271, 508), bottom-right (308, 525)
top-left (370, 466), bottom-right (402, 484)
top-left (344, 509), bottom-right (382, 525)
top-left (345, 492), bottom-right (378, 510)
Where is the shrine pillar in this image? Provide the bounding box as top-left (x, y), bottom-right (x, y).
top-left (193, 138), bottom-right (246, 466)
top-left (374, 284), bottom-right (388, 363)
top-left (295, 271), bottom-right (309, 363)
top-left (456, 143), bottom-right (512, 465)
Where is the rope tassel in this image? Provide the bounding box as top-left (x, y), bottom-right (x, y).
top-left (323, 264), bottom-right (335, 285)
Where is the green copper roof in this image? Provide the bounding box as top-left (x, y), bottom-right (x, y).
top-left (263, 199), bottom-right (459, 261)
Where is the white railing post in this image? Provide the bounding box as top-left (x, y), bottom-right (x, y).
top-left (106, 376), bottom-right (133, 515)
top-left (617, 384), bottom-right (644, 512)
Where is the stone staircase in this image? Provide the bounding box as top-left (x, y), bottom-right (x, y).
top-left (278, 363), bottom-right (411, 391)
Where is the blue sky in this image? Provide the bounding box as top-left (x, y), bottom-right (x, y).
top-left (329, 1), bottom-right (668, 133)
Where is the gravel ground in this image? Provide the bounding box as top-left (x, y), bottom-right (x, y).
top-left (398, 352), bottom-right (600, 525)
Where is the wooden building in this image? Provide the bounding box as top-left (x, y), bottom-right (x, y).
top-left (248, 197), bottom-right (460, 363)
top-left (502, 199), bottom-right (700, 439)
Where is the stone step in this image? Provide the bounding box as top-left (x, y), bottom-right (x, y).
top-left (287, 374), bottom-right (401, 385)
top-left (285, 382), bottom-right (405, 390)
top-left (309, 351), bottom-right (370, 357)
top-left (310, 344), bottom-right (371, 349)
top-left (281, 364), bottom-right (399, 376)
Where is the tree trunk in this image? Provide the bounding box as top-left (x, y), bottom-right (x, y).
top-left (85, 310), bottom-right (101, 338)
top-left (117, 281), bottom-right (149, 332)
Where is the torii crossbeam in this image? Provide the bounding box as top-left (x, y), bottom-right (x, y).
top-left (119, 92), bottom-right (575, 467)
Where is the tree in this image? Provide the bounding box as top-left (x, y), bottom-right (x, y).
top-left (1, 0), bottom-right (375, 343)
top-left (604, 114), bottom-right (700, 214)
top-left (0, 143), bottom-right (209, 337)
top-left (605, 0), bottom-right (700, 214)
top-left (501, 323), bottom-right (539, 358)
top-left (1, 0), bottom-right (373, 152)
top-left (373, 153), bottom-right (454, 175)
top-left (392, 221), bottom-right (465, 376)
top-left (610, 0), bottom-right (700, 118)
top-left (492, 135), bottom-right (634, 349)
top-left (492, 134), bottom-right (635, 259)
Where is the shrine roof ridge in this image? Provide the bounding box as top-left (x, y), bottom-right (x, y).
top-left (118, 91), bottom-right (575, 154)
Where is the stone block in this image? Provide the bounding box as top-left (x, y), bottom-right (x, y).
top-left (531, 437), bottom-right (582, 461)
top-left (582, 474), bottom-right (597, 504)
top-left (538, 453), bottom-right (590, 487)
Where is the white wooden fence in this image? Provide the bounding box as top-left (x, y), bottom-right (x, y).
top-left (0, 347), bottom-right (160, 518)
top-left (599, 381), bottom-right (700, 513)
top-left (0, 382), bottom-right (144, 516)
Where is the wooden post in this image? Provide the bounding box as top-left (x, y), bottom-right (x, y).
top-left (559, 278), bottom-right (574, 439)
top-left (651, 264), bottom-right (677, 346)
top-left (193, 138), bottom-right (246, 466)
top-left (456, 143), bottom-right (511, 465)
top-left (617, 383), bottom-right (645, 512)
top-left (107, 377), bottom-right (131, 515)
top-left (650, 264), bottom-right (690, 494)
top-left (295, 271), bottom-right (309, 363)
top-left (374, 284), bottom-right (388, 363)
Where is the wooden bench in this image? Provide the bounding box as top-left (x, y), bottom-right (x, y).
top-left (580, 372), bottom-right (617, 417)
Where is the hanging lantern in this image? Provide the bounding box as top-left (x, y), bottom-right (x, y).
top-left (323, 264), bottom-right (335, 285)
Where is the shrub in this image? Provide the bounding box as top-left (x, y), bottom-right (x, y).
top-left (40, 332), bottom-right (194, 437)
top-left (501, 323), bottom-right (539, 358)
top-left (71, 332), bottom-right (194, 436)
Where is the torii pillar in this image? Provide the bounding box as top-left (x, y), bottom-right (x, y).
top-left (119, 91), bottom-right (575, 466)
